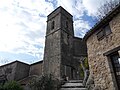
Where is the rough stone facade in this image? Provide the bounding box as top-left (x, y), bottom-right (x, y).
top-left (84, 5), bottom-right (120, 90)
top-left (0, 60), bottom-right (43, 82)
top-left (43, 6), bottom-right (87, 80)
top-left (29, 61), bottom-right (43, 76)
top-left (0, 61), bottom-right (30, 81)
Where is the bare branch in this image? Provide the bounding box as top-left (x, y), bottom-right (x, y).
top-left (95, 0), bottom-right (120, 21)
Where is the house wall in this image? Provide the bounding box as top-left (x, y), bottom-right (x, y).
top-left (86, 13), bottom-right (120, 90)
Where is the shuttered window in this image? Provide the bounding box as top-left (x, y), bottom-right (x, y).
top-left (97, 24), bottom-right (112, 41)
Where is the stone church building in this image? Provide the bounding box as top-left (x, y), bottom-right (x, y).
top-left (0, 6), bottom-right (87, 84)
top-left (0, 4), bottom-right (120, 90)
top-left (43, 6), bottom-right (87, 80)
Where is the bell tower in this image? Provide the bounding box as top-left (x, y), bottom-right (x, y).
top-left (43, 6), bottom-right (75, 79)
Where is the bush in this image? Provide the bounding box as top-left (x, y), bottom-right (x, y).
top-left (0, 81), bottom-right (23, 90)
top-left (29, 74), bottom-right (59, 90)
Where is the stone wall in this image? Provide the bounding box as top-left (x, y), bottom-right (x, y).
top-left (0, 62), bottom-right (17, 81)
top-left (86, 13), bottom-right (120, 90)
top-left (43, 29), bottom-right (61, 79)
top-left (29, 61), bottom-right (43, 76)
top-left (0, 61), bottom-right (30, 81)
top-left (73, 37), bottom-right (87, 57)
top-left (15, 61), bottom-right (30, 81)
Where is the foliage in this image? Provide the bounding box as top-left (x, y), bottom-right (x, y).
top-left (80, 57), bottom-right (89, 77)
top-left (84, 58), bottom-right (89, 69)
top-left (0, 81), bottom-right (23, 90)
top-left (29, 74), bottom-right (59, 90)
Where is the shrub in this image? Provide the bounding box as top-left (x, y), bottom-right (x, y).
top-left (0, 81), bottom-right (23, 90)
top-left (29, 74), bottom-right (59, 90)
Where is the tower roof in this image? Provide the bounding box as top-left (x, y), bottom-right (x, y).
top-left (47, 6), bottom-right (73, 21)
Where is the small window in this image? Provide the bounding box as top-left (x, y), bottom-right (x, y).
top-left (65, 21), bottom-right (68, 28)
top-left (51, 21), bottom-right (55, 30)
top-left (97, 30), bottom-right (104, 40)
top-left (104, 24), bottom-right (112, 36)
top-left (97, 24), bottom-right (112, 41)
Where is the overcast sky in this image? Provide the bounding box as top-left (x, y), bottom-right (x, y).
top-left (0, 0), bottom-right (114, 65)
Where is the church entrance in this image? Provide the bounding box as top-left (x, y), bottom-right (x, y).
top-left (110, 51), bottom-right (120, 89)
top-left (64, 65), bottom-right (76, 80)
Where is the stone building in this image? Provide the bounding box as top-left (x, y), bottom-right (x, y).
top-left (43, 6), bottom-right (87, 80)
top-left (0, 61), bottom-right (30, 81)
top-left (84, 4), bottom-right (120, 90)
top-left (0, 6), bottom-right (87, 86)
top-left (0, 60), bottom-right (43, 85)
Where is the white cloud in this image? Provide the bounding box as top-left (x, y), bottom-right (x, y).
top-left (0, 56), bottom-right (9, 66)
top-left (1, 0), bottom-right (108, 64)
top-left (57, 0), bottom-right (85, 18)
top-left (0, 0), bottom-right (54, 63)
top-left (82, 0), bottom-right (119, 16)
top-left (74, 19), bottom-right (91, 37)
top-left (56, 0), bottom-right (91, 38)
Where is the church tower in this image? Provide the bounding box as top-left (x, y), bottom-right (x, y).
top-left (43, 6), bottom-right (76, 80)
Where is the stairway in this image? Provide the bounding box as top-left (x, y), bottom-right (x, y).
top-left (60, 80), bottom-right (87, 90)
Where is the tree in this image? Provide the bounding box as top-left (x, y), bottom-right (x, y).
top-left (96, 0), bottom-right (120, 21)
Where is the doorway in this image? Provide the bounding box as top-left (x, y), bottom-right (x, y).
top-left (110, 52), bottom-right (120, 89)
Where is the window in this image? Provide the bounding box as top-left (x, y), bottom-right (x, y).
top-left (51, 21), bottom-right (55, 30)
top-left (65, 21), bottom-right (68, 28)
top-left (97, 24), bottom-right (112, 40)
top-left (97, 29), bottom-right (104, 40)
top-left (104, 25), bottom-right (112, 36)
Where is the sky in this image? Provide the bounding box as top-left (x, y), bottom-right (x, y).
top-left (0, 0), bottom-right (117, 65)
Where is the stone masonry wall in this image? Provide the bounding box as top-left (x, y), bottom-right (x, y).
top-left (0, 62), bottom-right (17, 81)
top-left (86, 13), bottom-right (120, 90)
top-left (29, 61), bottom-right (43, 76)
top-left (15, 62), bottom-right (30, 81)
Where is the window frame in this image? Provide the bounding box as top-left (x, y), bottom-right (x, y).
top-left (96, 24), bottom-right (112, 41)
top-left (51, 21), bottom-right (55, 30)
top-left (65, 21), bottom-right (68, 29)
top-left (103, 46), bottom-right (120, 90)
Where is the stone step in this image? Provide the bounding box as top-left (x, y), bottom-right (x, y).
top-left (61, 80), bottom-right (84, 88)
top-left (68, 80), bottom-right (83, 83)
top-left (61, 82), bottom-right (84, 88)
top-left (60, 88), bottom-right (87, 90)
top-left (60, 80), bottom-right (87, 90)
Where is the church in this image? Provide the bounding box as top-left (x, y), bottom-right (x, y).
top-left (0, 4), bottom-right (120, 90)
top-left (43, 6), bottom-right (87, 80)
top-left (0, 6), bottom-right (87, 85)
